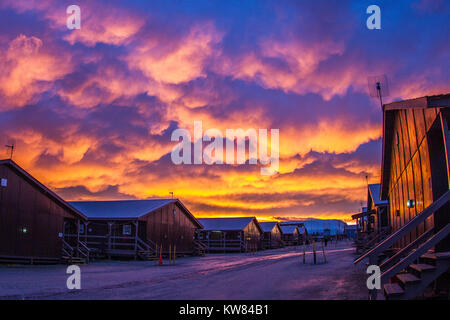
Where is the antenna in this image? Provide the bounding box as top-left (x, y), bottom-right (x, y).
top-left (169, 191), bottom-right (174, 199)
top-left (5, 140), bottom-right (15, 160)
top-left (367, 75), bottom-right (389, 109)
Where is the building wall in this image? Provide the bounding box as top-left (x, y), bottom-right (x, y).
top-left (142, 202), bottom-right (198, 254)
top-left (387, 107), bottom-right (448, 249)
top-left (0, 164), bottom-right (78, 260)
top-left (270, 225), bottom-right (283, 246)
top-left (243, 219), bottom-right (263, 249)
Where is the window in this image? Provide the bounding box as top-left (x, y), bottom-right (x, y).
top-left (1, 178), bottom-right (6, 187)
top-left (123, 224), bottom-right (132, 235)
top-left (79, 224), bottom-right (85, 234)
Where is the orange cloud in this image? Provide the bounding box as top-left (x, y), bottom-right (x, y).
top-left (0, 35), bottom-right (72, 108)
top-left (126, 23), bottom-right (223, 85)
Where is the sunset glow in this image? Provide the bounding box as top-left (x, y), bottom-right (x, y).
top-left (1, 0), bottom-right (449, 223)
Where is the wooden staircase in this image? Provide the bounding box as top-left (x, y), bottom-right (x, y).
top-left (136, 237), bottom-right (157, 261)
top-left (383, 252), bottom-right (450, 299)
top-left (193, 239), bottom-right (207, 256)
top-left (61, 238), bottom-right (90, 265)
top-left (354, 189), bottom-right (450, 300)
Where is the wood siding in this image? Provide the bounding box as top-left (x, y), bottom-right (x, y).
top-left (0, 163), bottom-right (79, 260)
top-left (142, 202), bottom-right (198, 254)
top-left (386, 107), bottom-right (449, 249)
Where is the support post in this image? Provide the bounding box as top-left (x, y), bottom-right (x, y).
top-left (313, 240), bottom-right (317, 264)
top-left (134, 221), bottom-right (138, 260)
top-left (107, 222), bottom-right (113, 259)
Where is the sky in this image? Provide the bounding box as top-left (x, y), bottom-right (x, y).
top-left (0, 0), bottom-right (449, 222)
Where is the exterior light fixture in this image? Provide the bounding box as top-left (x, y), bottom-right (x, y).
top-left (21, 227), bottom-right (28, 233)
top-left (1, 178), bottom-right (7, 187)
top-left (173, 209), bottom-right (176, 215)
top-left (407, 200), bottom-right (415, 208)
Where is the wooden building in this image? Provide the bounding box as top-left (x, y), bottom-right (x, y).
top-left (196, 217), bottom-right (263, 252)
top-left (352, 184), bottom-right (390, 253)
top-left (279, 225), bottom-right (299, 246)
top-left (368, 184), bottom-right (390, 234)
top-left (259, 222), bottom-right (284, 249)
top-left (69, 199), bottom-right (203, 259)
top-left (354, 94), bottom-right (450, 300)
top-left (0, 159), bottom-right (87, 264)
top-left (380, 94), bottom-right (450, 251)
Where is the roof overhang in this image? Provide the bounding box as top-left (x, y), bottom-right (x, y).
top-left (352, 209), bottom-right (376, 220)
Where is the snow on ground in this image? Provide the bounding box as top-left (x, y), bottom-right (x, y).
top-left (0, 240), bottom-right (368, 300)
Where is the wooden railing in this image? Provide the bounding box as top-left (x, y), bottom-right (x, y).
top-left (354, 189), bottom-right (450, 265)
top-left (193, 239), bottom-right (207, 254)
top-left (363, 227), bottom-right (391, 249)
top-left (200, 239), bottom-right (246, 251)
top-left (136, 236), bottom-right (156, 254)
top-left (381, 223), bottom-right (450, 284)
top-left (62, 239), bottom-right (74, 260)
top-left (77, 240), bottom-right (90, 262)
top-left (379, 227), bottom-right (434, 271)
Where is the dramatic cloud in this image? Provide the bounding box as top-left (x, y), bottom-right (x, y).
top-left (0, 0), bottom-right (448, 222)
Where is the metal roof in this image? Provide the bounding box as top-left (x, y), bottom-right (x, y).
top-left (259, 222), bottom-right (279, 232)
top-left (368, 183), bottom-right (388, 207)
top-left (69, 199), bottom-right (203, 228)
top-left (197, 217), bottom-right (261, 232)
top-left (279, 225), bottom-right (298, 234)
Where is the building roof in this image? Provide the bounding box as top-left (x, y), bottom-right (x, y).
top-left (259, 222), bottom-right (279, 233)
top-left (279, 225), bottom-right (298, 234)
top-left (70, 199), bottom-right (202, 228)
top-left (380, 94), bottom-right (450, 199)
top-left (368, 183), bottom-right (389, 207)
top-left (0, 159), bottom-right (87, 220)
top-left (197, 217), bottom-right (262, 233)
top-left (352, 207), bottom-right (376, 220)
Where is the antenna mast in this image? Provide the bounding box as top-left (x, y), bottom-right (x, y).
top-left (5, 144), bottom-right (14, 160)
top-left (367, 75), bottom-right (389, 109)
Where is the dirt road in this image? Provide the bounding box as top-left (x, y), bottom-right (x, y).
top-left (0, 241), bottom-right (368, 300)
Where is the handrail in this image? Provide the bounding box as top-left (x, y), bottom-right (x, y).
top-left (379, 227), bottom-right (434, 271)
top-left (354, 189), bottom-right (450, 264)
top-left (364, 228), bottom-right (388, 248)
top-left (62, 239), bottom-right (74, 260)
top-left (193, 239), bottom-right (207, 248)
top-left (78, 240), bottom-right (90, 252)
top-left (77, 240), bottom-right (90, 262)
top-left (381, 223), bottom-right (450, 284)
top-left (136, 237), bottom-right (156, 253)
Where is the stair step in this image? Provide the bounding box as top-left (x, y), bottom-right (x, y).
top-left (409, 263), bottom-right (436, 273)
top-left (421, 252), bottom-right (450, 261)
top-left (384, 283), bottom-right (404, 297)
top-left (396, 273), bottom-right (420, 285)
